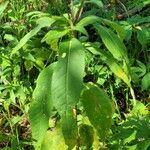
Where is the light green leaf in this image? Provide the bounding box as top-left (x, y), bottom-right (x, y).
top-left (94, 24), bottom-right (128, 61)
top-left (41, 127), bottom-right (68, 150)
top-left (51, 38), bottom-right (85, 148)
top-left (11, 17), bottom-right (55, 55)
top-left (105, 56), bottom-right (131, 87)
top-left (29, 63), bottom-right (56, 149)
top-left (131, 101), bottom-right (149, 116)
top-left (36, 17), bottom-right (55, 28)
top-left (81, 84), bottom-right (113, 141)
top-left (76, 15), bottom-right (101, 28)
top-left (74, 26), bottom-right (88, 37)
top-left (0, 1), bottom-right (9, 17)
top-left (42, 29), bottom-right (70, 51)
top-left (102, 19), bottom-right (127, 40)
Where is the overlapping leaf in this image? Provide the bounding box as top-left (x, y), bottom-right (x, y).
top-left (100, 51), bottom-right (131, 87)
top-left (11, 17), bottom-right (55, 55)
top-left (94, 24), bottom-right (128, 61)
top-left (42, 29), bottom-right (70, 51)
top-left (51, 38), bottom-right (85, 148)
top-left (81, 84), bottom-right (114, 141)
top-left (29, 63), bottom-right (56, 149)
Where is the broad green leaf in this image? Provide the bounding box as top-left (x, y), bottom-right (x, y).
top-left (81, 84), bottom-right (113, 141)
top-left (41, 127), bottom-right (68, 150)
top-left (94, 24), bottom-right (128, 61)
top-left (51, 38), bottom-right (85, 112)
top-left (11, 17), bottom-right (55, 55)
top-left (29, 63), bottom-right (56, 149)
top-left (51, 38), bottom-right (85, 148)
top-left (0, 1), bottom-right (8, 17)
top-left (142, 73), bottom-right (150, 90)
top-left (42, 29), bottom-right (70, 51)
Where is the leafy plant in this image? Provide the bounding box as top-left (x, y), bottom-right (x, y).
top-left (1, 0), bottom-right (150, 150)
top-left (8, 0), bottom-right (143, 148)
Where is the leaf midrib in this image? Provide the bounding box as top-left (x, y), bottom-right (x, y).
top-left (64, 40), bottom-right (72, 112)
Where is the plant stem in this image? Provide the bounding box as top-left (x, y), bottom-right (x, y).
top-left (73, 0), bottom-right (86, 24)
top-left (130, 87), bottom-right (136, 107)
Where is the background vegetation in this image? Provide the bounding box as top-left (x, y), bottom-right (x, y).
top-left (0, 0), bottom-right (150, 150)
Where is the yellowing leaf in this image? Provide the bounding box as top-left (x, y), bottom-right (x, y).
top-left (41, 127), bottom-right (68, 150)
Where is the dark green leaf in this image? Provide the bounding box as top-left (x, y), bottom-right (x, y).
top-left (81, 84), bottom-right (113, 141)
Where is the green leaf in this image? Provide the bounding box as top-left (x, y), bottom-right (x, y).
top-left (42, 29), bottom-right (70, 51)
top-left (29, 63), bottom-right (56, 149)
top-left (102, 19), bottom-right (127, 40)
top-left (131, 60), bottom-right (146, 78)
top-left (131, 101), bottom-right (149, 116)
top-left (76, 15), bottom-right (101, 27)
top-left (36, 16), bottom-right (55, 27)
top-left (51, 38), bottom-right (85, 148)
top-left (105, 56), bottom-right (131, 87)
top-left (75, 15), bottom-right (100, 36)
top-left (0, 1), bottom-right (9, 17)
top-left (81, 84), bottom-right (113, 141)
top-left (51, 38), bottom-right (85, 112)
top-left (76, 16), bottom-right (126, 40)
top-left (137, 28), bottom-right (150, 46)
top-left (94, 24), bottom-right (128, 61)
top-left (142, 73), bottom-right (150, 90)
top-left (94, 46), bottom-right (131, 87)
top-left (61, 110), bottom-right (78, 149)
top-left (11, 17), bottom-right (55, 55)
